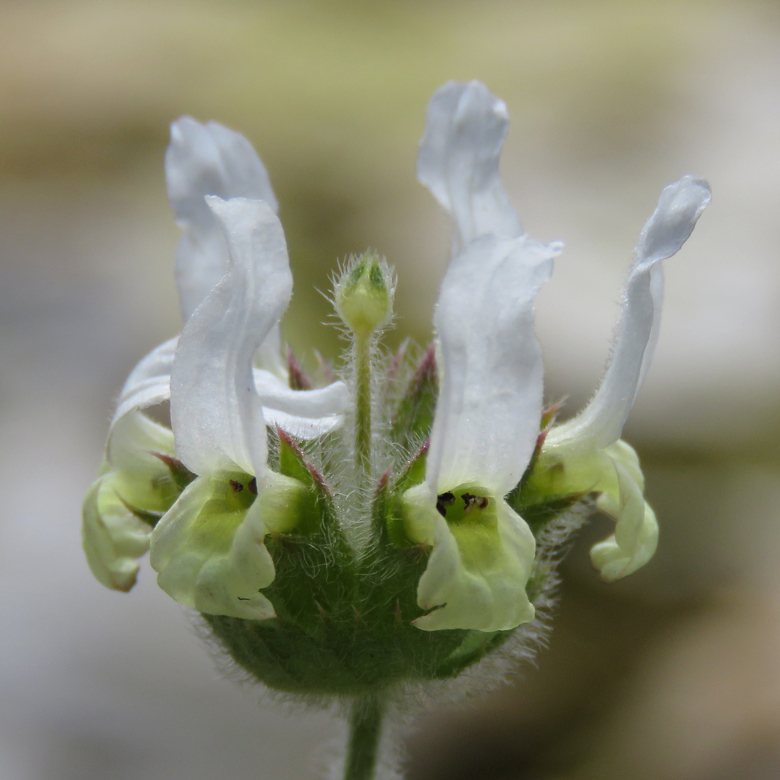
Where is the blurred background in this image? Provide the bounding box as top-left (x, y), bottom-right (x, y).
top-left (0, 0), bottom-right (779, 778)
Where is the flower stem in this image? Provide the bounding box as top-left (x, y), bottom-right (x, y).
top-left (344, 694), bottom-right (384, 780)
top-left (354, 333), bottom-right (373, 491)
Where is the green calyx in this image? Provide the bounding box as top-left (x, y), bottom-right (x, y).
top-left (205, 428), bottom-right (516, 695)
top-left (87, 324), bottom-right (617, 701)
top-left (204, 418), bottom-right (589, 695)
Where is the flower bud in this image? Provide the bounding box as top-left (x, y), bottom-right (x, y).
top-left (335, 252), bottom-right (394, 337)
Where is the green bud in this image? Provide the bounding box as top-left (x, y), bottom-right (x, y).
top-left (335, 252), bottom-right (394, 337)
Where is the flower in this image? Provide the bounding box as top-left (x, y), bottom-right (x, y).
top-left (82, 410), bottom-right (183, 592)
top-left (82, 80), bottom-right (709, 699)
top-left (112, 117), bottom-right (349, 441)
top-left (525, 174), bottom-right (711, 581)
top-left (401, 81), bottom-right (560, 632)
top-left (83, 119), bottom-right (349, 596)
top-left (150, 196), bottom-right (312, 619)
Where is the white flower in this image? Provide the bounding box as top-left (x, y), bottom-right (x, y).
top-left (112, 117), bottom-right (349, 441)
top-left (401, 82), bottom-right (559, 632)
top-left (150, 197), bottom-right (308, 619)
top-left (84, 120), bottom-right (348, 602)
top-left (402, 81), bottom-right (710, 629)
top-left (540, 174), bottom-right (711, 581)
top-left (82, 410), bottom-right (180, 591)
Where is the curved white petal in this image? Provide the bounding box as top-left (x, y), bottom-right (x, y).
top-left (108, 334), bottom-right (337, 448)
top-left (417, 81), bottom-right (523, 254)
top-left (548, 176), bottom-right (710, 453)
top-left (107, 410), bottom-right (176, 476)
top-left (166, 117), bottom-right (278, 321)
top-left (256, 371), bottom-right (347, 439)
top-left (82, 474), bottom-right (154, 592)
top-left (261, 409), bottom-right (343, 439)
top-left (170, 197), bottom-right (292, 476)
top-left (83, 412), bottom-right (180, 593)
top-left (413, 499), bottom-right (535, 632)
top-left (427, 234), bottom-right (557, 496)
top-left (110, 337), bottom-right (177, 429)
top-left (592, 460), bottom-right (658, 581)
top-left (254, 369), bottom-right (348, 417)
top-left (150, 476), bottom-right (276, 620)
top-left (255, 323), bottom-right (286, 378)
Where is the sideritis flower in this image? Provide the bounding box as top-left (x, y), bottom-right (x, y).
top-left (82, 80), bottom-right (709, 780)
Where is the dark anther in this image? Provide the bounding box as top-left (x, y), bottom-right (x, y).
top-left (248, 477), bottom-right (258, 494)
top-left (462, 493), bottom-right (489, 513)
top-left (229, 480), bottom-right (244, 492)
top-left (436, 491), bottom-right (456, 517)
top-left (237, 596), bottom-right (250, 601)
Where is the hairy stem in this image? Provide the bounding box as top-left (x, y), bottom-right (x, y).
top-left (354, 333), bottom-right (373, 491)
top-left (344, 694), bottom-right (384, 780)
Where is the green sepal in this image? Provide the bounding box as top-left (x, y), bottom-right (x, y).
top-left (259, 428), bottom-right (356, 637)
top-left (370, 469), bottom-right (393, 544)
top-left (508, 491), bottom-right (587, 537)
top-left (275, 428), bottom-right (334, 537)
top-left (150, 452), bottom-right (197, 493)
top-left (390, 345), bottom-right (438, 449)
top-left (395, 440), bottom-right (429, 493)
top-left (377, 441), bottom-right (428, 547)
top-left (429, 628), bottom-right (512, 679)
top-left (513, 399), bottom-right (565, 496)
top-left (286, 346), bottom-right (312, 390)
top-left (505, 400), bottom-right (585, 538)
top-left (116, 495), bottom-right (165, 528)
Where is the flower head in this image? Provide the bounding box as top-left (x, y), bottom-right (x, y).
top-left (82, 81), bottom-right (709, 699)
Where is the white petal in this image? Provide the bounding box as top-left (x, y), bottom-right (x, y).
top-left (255, 367), bottom-right (349, 437)
top-left (426, 234), bottom-right (557, 496)
top-left (150, 476), bottom-right (276, 620)
top-left (254, 369), bottom-right (348, 416)
top-left (261, 410), bottom-right (343, 439)
top-left (166, 117), bottom-right (278, 321)
top-left (82, 474), bottom-right (153, 592)
top-left (592, 460), bottom-right (659, 581)
top-left (110, 337), bottom-right (177, 429)
top-left (255, 322), bottom-right (286, 378)
top-left (417, 81), bottom-right (523, 254)
top-left (170, 197), bottom-right (292, 476)
top-left (413, 499), bottom-right (535, 632)
top-left (547, 176), bottom-right (711, 453)
top-left (107, 410), bottom-right (175, 476)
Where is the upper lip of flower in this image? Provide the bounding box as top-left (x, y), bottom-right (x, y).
top-left (400, 81), bottom-right (564, 632)
top-left (109, 117), bottom-right (350, 451)
top-left (169, 195), bottom-right (289, 478)
top-left (545, 173), bottom-right (711, 456)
